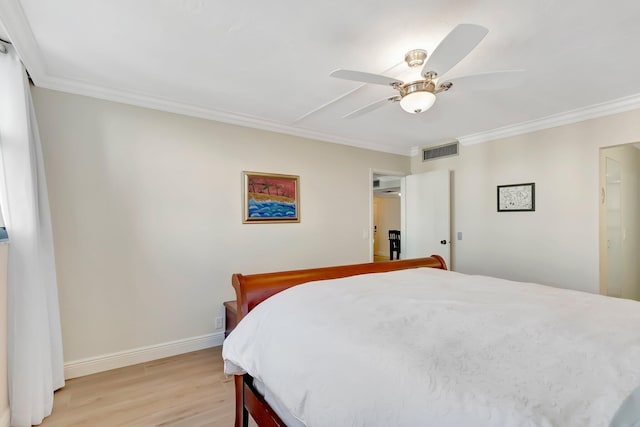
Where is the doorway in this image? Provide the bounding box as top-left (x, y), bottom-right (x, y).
top-left (372, 172), bottom-right (402, 262)
top-left (370, 169), bottom-right (452, 266)
top-left (599, 143), bottom-right (640, 301)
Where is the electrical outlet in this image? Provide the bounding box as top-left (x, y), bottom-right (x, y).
top-left (215, 317), bottom-right (223, 329)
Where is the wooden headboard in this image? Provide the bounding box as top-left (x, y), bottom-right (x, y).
top-left (231, 255), bottom-right (447, 320)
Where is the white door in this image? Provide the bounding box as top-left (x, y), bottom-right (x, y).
top-left (401, 170), bottom-right (451, 268)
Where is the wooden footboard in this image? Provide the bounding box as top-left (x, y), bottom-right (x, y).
top-left (229, 255), bottom-right (447, 426)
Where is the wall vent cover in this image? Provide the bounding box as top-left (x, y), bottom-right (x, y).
top-left (422, 141), bottom-right (459, 161)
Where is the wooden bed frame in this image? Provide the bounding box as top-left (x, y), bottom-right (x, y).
top-left (229, 255), bottom-right (448, 427)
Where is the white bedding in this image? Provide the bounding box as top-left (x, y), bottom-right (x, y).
top-left (222, 267), bottom-right (640, 427)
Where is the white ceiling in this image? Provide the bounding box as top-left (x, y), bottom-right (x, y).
top-left (2, 0), bottom-right (640, 155)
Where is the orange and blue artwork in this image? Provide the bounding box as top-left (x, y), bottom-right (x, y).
top-left (243, 172), bottom-right (300, 223)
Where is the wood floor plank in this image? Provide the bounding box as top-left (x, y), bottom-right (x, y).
top-left (38, 346), bottom-right (257, 427)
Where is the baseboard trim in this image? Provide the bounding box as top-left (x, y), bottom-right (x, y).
top-left (0, 407), bottom-right (9, 427)
top-left (64, 332), bottom-right (225, 379)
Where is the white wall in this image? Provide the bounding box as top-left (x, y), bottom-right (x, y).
top-left (412, 108), bottom-right (640, 294)
top-left (31, 87), bottom-right (409, 368)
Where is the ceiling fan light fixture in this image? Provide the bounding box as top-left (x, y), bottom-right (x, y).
top-left (400, 90), bottom-right (436, 114)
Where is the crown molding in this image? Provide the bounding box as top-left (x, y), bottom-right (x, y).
top-left (37, 74), bottom-right (411, 156)
top-left (458, 93), bottom-right (640, 146)
top-left (0, 0), bottom-right (46, 77)
top-left (38, 71), bottom-right (640, 157)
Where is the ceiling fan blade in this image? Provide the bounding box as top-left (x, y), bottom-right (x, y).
top-left (445, 70), bottom-right (525, 91)
top-left (293, 61), bottom-right (407, 123)
top-left (330, 69), bottom-right (403, 86)
top-left (293, 84), bottom-right (366, 123)
top-left (343, 96), bottom-right (399, 119)
top-left (422, 24), bottom-right (489, 78)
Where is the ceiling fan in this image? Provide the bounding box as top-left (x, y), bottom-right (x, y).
top-left (330, 24), bottom-right (523, 119)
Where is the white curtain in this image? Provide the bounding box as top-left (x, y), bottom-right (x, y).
top-left (0, 44), bottom-right (64, 426)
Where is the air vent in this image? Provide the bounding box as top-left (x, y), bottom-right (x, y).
top-left (422, 141), bottom-right (459, 161)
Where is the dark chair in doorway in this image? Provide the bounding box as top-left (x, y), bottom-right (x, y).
top-left (389, 230), bottom-right (401, 260)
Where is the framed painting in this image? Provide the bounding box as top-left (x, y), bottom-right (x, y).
top-left (497, 182), bottom-right (535, 212)
top-left (243, 171), bottom-right (300, 223)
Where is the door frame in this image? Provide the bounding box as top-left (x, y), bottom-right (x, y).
top-left (598, 143), bottom-right (640, 300)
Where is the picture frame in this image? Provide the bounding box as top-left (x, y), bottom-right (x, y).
top-left (497, 182), bottom-right (535, 212)
top-left (243, 171), bottom-right (300, 223)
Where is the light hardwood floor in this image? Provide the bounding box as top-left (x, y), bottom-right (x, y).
top-left (39, 347), bottom-right (256, 427)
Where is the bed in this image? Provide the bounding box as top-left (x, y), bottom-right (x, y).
top-left (222, 256), bottom-right (640, 427)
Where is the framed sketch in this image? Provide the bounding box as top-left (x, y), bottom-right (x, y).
top-left (497, 183), bottom-right (535, 212)
top-left (243, 171), bottom-right (300, 223)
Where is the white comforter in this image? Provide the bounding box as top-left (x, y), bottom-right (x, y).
top-left (223, 267), bottom-right (640, 427)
